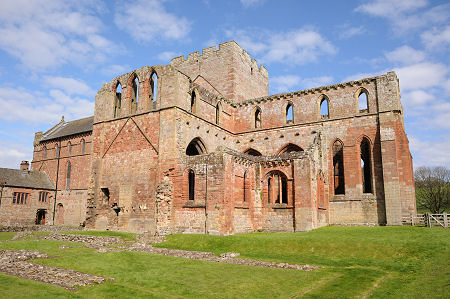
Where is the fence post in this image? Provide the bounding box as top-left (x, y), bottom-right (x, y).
top-left (411, 213), bottom-right (415, 226)
top-left (426, 213), bottom-right (431, 227)
top-left (444, 212), bottom-right (448, 228)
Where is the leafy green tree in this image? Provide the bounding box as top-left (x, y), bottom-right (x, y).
top-left (415, 166), bottom-right (450, 213)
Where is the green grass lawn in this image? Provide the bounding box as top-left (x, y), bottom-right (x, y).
top-left (0, 226), bottom-right (448, 298)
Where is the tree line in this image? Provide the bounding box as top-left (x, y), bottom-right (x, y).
top-left (414, 166), bottom-right (449, 214)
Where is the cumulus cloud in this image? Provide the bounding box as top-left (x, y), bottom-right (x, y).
top-left (271, 75), bottom-right (333, 93)
top-left (0, 86), bottom-right (93, 124)
top-left (0, 139), bottom-right (32, 169)
top-left (356, 1), bottom-right (450, 34)
top-left (44, 76), bottom-right (95, 96)
top-left (395, 62), bottom-right (448, 90)
top-left (115, 0), bottom-right (191, 43)
top-left (0, 0), bottom-right (120, 71)
top-left (421, 25), bottom-right (450, 50)
top-left (225, 27), bottom-right (336, 66)
top-left (410, 136), bottom-right (450, 168)
top-left (385, 45), bottom-right (425, 65)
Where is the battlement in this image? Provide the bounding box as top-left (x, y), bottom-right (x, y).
top-left (170, 41), bottom-right (268, 78)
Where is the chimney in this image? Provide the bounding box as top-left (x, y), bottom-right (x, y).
top-left (20, 160), bottom-right (29, 171)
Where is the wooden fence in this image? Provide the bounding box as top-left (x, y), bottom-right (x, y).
top-left (402, 213), bottom-right (449, 228)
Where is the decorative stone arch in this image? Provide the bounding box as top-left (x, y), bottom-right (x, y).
top-left (278, 143), bottom-right (304, 154)
top-left (331, 138), bottom-right (345, 195)
top-left (253, 106), bottom-right (262, 129)
top-left (355, 87), bottom-right (370, 113)
top-left (186, 137), bottom-right (208, 156)
top-left (318, 94), bottom-right (329, 119)
top-left (128, 72), bottom-right (140, 113)
top-left (356, 135), bottom-right (374, 194)
top-left (243, 148), bottom-right (262, 156)
top-left (264, 170), bottom-right (289, 204)
top-left (285, 101), bottom-right (294, 124)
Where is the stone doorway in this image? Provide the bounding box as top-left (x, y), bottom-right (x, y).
top-left (36, 209), bottom-right (46, 225)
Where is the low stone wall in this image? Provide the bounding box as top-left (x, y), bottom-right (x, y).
top-left (0, 225), bottom-right (83, 232)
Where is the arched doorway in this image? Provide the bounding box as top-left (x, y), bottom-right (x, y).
top-left (56, 203), bottom-right (64, 225)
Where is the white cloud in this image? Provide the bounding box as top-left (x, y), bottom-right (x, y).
top-left (356, 0), bottom-right (428, 18)
top-left (225, 27), bottom-right (336, 65)
top-left (356, 1), bottom-right (450, 34)
top-left (410, 136), bottom-right (450, 168)
top-left (338, 25), bottom-right (366, 39)
top-left (0, 139), bottom-right (32, 169)
top-left (157, 51), bottom-right (181, 61)
top-left (115, 0), bottom-right (191, 43)
top-left (0, 87), bottom-right (93, 124)
top-left (421, 25), bottom-right (450, 50)
top-left (44, 76), bottom-right (95, 97)
top-left (343, 71), bottom-right (385, 82)
top-left (101, 64), bottom-right (130, 77)
top-left (395, 62), bottom-right (448, 90)
top-left (271, 75), bottom-right (333, 93)
top-left (385, 45), bottom-right (425, 65)
top-left (402, 90), bottom-right (435, 106)
top-left (0, 0), bottom-right (119, 71)
top-left (240, 0), bottom-right (265, 8)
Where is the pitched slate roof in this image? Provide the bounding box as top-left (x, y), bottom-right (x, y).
top-left (40, 116), bottom-right (94, 142)
top-left (0, 168), bottom-right (54, 190)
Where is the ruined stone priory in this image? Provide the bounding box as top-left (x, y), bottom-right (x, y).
top-left (23, 41), bottom-right (416, 234)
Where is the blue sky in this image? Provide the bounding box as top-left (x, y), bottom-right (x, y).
top-left (0, 0), bottom-right (449, 169)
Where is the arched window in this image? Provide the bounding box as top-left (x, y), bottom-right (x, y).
top-left (56, 143), bottom-right (60, 158)
top-left (66, 162), bottom-right (71, 190)
top-left (186, 137), bottom-right (207, 156)
top-left (131, 75), bottom-right (139, 113)
top-left (68, 142), bottom-right (72, 156)
top-left (332, 140), bottom-right (345, 195)
top-left (244, 148), bottom-right (262, 156)
top-left (188, 170), bottom-right (195, 201)
top-left (114, 82), bottom-right (122, 118)
top-left (360, 138), bottom-right (372, 193)
top-left (191, 90), bottom-right (196, 113)
top-left (81, 139), bottom-right (85, 154)
top-left (243, 170), bottom-right (247, 202)
top-left (266, 171), bottom-right (288, 204)
top-left (286, 103), bottom-right (293, 124)
top-left (279, 143), bottom-right (303, 154)
top-left (320, 96), bottom-right (329, 119)
top-left (151, 72), bottom-right (158, 102)
top-left (215, 102), bottom-right (222, 125)
top-left (254, 107), bottom-right (261, 129)
top-left (43, 146), bottom-right (47, 159)
top-left (358, 90), bottom-right (368, 112)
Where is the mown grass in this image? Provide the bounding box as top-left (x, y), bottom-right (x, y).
top-left (0, 226), bottom-right (448, 298)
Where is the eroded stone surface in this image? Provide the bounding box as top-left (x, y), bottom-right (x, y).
top-left (0, 250), bottom-right (112, 290)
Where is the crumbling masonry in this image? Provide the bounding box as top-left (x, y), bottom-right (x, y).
top-left (28, 41), bottom-right (416, 234)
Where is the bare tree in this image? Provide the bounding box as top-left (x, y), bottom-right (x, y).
top-left (415, 166), bottom-right (450, 213)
